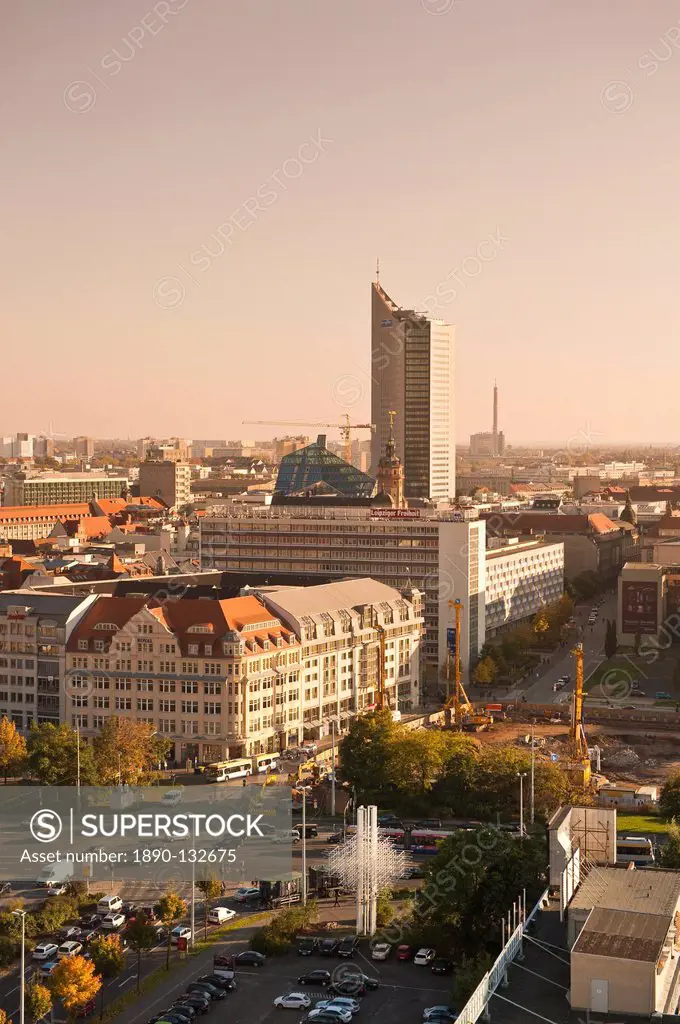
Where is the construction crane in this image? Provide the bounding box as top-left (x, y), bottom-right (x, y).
top-left (243, 414), bottom-right (375, 465)
top-left (567, 642), bottom-right (591, 789)
top-left (444, 599), bottom-right (474, 729)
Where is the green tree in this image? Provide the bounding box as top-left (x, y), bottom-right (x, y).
top-left (473, 657), bottom-right (497, 685)
top-left (0, 716), bottom-right (26, 782)
top-left (26, 724), bottom-right (98, 786)
top-left (25, 982), bottom-right (52, 1023)
top-left (376, 889), bottom-right (394, 929)
top-left (156, 891), bottom-right (187, 969)
top-left (659, 772), bottom-right (680, 820)
top-left (659, 821), bottom-right (680, 868)
top-left (123, 914), bottom-right (158, 992)
top-left (433, 735), bottom-right (480, 815)
top-left (387, 730), bottom-right (448, 798)
top-left (451, 953), bottom-right (493, 1008)
top-left (88, 934), bottom-right (125, 1017)
top-left (196, 876), bottom-right (222, 940)
top-left (604, 620), bottom-right (618, 660)
top-left (339, 709), bottom-right (397, 802)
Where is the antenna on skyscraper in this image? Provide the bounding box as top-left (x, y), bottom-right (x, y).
top-left (375, 257), bottom-right (380, 284)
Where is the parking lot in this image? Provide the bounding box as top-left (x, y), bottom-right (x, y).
top-left (121, 944), bottom-right (455, 1024)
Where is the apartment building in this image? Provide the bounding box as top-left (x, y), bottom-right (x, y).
top-left (73, 436), bottom-right (95, 459)
top-left (3, 472), bottom-right (128, 507)
top-left (63, 580), bottom-right (423, 763)
top-left (0, 503), bottom-right (91, 541)
top-left (199, 506), bottom-right (484, 677)
top-left (485, 537), bottom-right (565, 635)
top-left (138, 462), bottom-right (191, 509)
top-left (0, 593), bottom-right (96, 731)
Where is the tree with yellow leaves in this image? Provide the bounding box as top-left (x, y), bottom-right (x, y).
top-left (50, 955), bottom-right (101, 1018)
top-left (0, 716), bottom-right (26, 783)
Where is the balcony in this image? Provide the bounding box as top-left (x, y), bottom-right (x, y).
top-left (37, 695), bottom-right (59, 710)
top-left (37, 678), bottom-right (59, 694)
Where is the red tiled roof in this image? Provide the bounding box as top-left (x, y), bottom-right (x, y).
top-left (587, 513), bottom-right (620, 534)
top-left (0, 503), bottom-right (90, 521)
top-left (483, 512), bottom-right (623, 536)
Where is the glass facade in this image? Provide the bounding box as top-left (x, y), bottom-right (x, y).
top-left (275, 439), bottom-right (375, 498)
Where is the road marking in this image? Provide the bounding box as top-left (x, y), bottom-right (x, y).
top-left (118, 975), bottom-right (135, 988)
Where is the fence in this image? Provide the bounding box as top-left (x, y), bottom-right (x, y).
top-left (455, 887), bottom-right (550, 1023)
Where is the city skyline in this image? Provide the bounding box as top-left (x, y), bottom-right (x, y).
top-left (5, 1), bottom-right (680, 445)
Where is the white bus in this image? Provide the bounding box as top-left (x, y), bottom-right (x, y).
top-left (253, 753), bottom-right (279, 774)
top-left (205, 758), bottom-right (252, 782)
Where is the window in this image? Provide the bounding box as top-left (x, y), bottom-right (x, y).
top-left (159, 681), bottom-right (176, 693)
top-left (115, 680), bottom-right (132, 691)
top-left (204, 721), bottom-right (221, 735)
top-left (94, 640), bottom-right (105, 652)
top-left (182, 720), bottom-right (199, 735)
top-left (181, 681), bottom-right (198, 694)
top-left (137, 698), bottom-right (154, 712)
top-left (78, 640), bottom-right (88, 651)
top-left (159, 661), bottom-right (174, 673)
top-left (203, 644), bottom-right (212, 656)
top-left (95, 677), bottom-right (109, 690)
top-left (203, 681), bottom-right (220, 694)
top-left (182, 662), bottom-right (199, 674)
top-left (181, 700), bottom-right (199, 714)
top-left (115, 697), bottom-right (132, 711)
top-left (94, 696), bottom-right (109, 709)
top-left (204, 702), bottom-right (221, 715)
top-left (72, 714), bottom-right (88, 729)
top-left (188, 644), bottom-right (199, 656)
top-left (93, 715), bottom-right (106, 729)
top-left (137, 680), bottom-right (153, 692)
top-left (136, 639), bottom-right (152, 653)
top-left (158, 719), bottom-right (175, 733)
top-left (159, 699), bottom-right (176, 713)
top-left (73, 695), bottom-right (88, 708)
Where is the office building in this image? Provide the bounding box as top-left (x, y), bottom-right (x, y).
top-left (0, 503), bottom-right (92, 541)
top-left (0, 593), bottom-right (97, 731)
top-left (485, 537), bottom-right (564, 635)
top-left (3, 472), bottom-right (128, 507)
top-left (73, 436), bottom-right (95, 459)
top-left (63, 580), bottom-right (423, 762)
top-left (370, 278), bottom-right (455, 501)
top-left (138, 461), bottom-right (191, 509)
top-left (200, 506), bottom-right (485, 676)
top-left (275, 435), bottom-right (375, 499)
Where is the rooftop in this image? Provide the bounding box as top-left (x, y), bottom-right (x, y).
top-left (573, 906), bottom-right (669, 962)
top-left (252, 578), bottom-right (413, 617)
top-left (569, 865), bottom-right (680, 917)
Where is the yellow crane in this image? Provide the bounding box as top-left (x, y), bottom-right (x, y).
top-left (243, 414), bottom-right (375, 465)
top-left (567, 642), bottom-right (591, 789)
top-left (444, 599), bottom-right (474, 728)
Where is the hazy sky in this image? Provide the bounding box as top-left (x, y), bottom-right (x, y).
top-left (3, 1), bottom-right (680, 447)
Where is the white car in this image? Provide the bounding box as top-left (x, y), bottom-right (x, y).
top-left (414, 947), bottom-right (436, 966)
top-left (232, 887), bottom-right (259, 903)
top-left (171, 926), bottom-right (192, 945)
top-left (309, 1008), bottom-right (352, 1024)
top-left (423, 1007), bottom-right (458, 1020)
top-left (101, 913), bottom-right (125, 930)
top-left (273, 993), bottom-right (311, 1010)
top-left (47, 883), bottom-right (68, 896)
top-left (57, 941), bottom-right (83, 959)
top-left (371, 942), bottom-right (391, 960)
top-left (33, 943), bottom-right (59, 961)
top-left (318, 997), bottom-right (360, 1015)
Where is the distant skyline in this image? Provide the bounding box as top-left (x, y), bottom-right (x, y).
top-left (4, 1), bottom-right (680, 444)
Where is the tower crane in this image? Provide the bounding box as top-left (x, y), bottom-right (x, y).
top-left (444, 599), bottom-right (473, 728)
top-left (567, 642), bottom-right (591, 789)
top-left (242, 414), bottom-right (375, 465)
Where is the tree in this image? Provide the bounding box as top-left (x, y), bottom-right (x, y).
top-left (533, 612), bottom-right (550, 636)
top-left (26, 723), bottom-right (98, 786)
top-left (659, 821), bottom-right (680, 868)
top-left (387, 731), bottom-right (448, 799)
top-left (125, 914), bottom-right (159, 991)
top-left (0, 1009), bottom-right (10, 1024)
top-left (339, 709), bottom-right (397, 802)
top-left (473, 657), bottom-right (497, 685)
top-left (25, 983), bottom-right (52, 1023)
top-left (156, 891), bottom-right (187, 969)
top-left (659, 772), bottom-right (680, 820)
top-left (88, 934), bottom-right (125, 1017)
top-left (93, 717), bottom-right (160, 785)
top-left (0, 716), bottom-right (26, 782)
top-left (604, 620), bottom-right (618, 660)
top-left (196, 876), bottom-right (222, 940)
top-left (51, 956), bottom-right (101, 1019)
top-left (451, 953), bottom-right (493, 1008)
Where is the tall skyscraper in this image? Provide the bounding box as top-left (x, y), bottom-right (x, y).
top-left (370, 278), bottom-right (455, 501)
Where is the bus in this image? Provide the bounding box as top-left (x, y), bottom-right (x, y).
top-left (205, 758), bottom-right (252, 782)
top-left (253, 753), bottom-right (279, 774)
top-left (616, 836), bottom-right (655, 866)
top-left (410, 830), bottom-right (451, 855)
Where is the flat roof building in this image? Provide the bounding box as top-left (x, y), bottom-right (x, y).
top-left (3, 473), bottom-right (128, 507)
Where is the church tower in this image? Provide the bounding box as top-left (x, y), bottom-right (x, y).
top-left (376, 411), bottom-right (406, 509)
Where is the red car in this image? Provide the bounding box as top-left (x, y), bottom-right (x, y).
top-left (396, 945), bottom-right (413, 961)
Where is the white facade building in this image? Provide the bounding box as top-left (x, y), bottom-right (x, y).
top-left (485, 538), bottom-right (565, 635)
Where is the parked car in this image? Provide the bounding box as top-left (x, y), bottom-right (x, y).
top-left (101, 913), bottom-right (126, 931)
top-left (371, 942), bottom-right (391, 960)
top-left (232, 887), bottom-right (260, 903)
top-left (186, 982), bottom-right (225, 1001)
top-left (171, 926), bottom-right (192, 945)
top-left (234, 950), bottom-right (266, 966)
top-left (195, 975), bottom-right (235, 993)
top-left (423, 1006), bottom-right (458, 1020)
top-left (294, 824), bottom-right (319, 839)
top-left (58, 941), bottom-right (83, 959)
top-left (330, 973), bottom-right (379, 995)
top-left (47, 883), bottom-right (68, 896)
top-left (315, 998), bottom-right (360, 1016)
top-left (156, 1007), bottom-right (195, 1022)
top-left (58, 926), bottom-right (81, 941)
top-left (308, 1009), bottom-right (352, 1024)
top-left (326, 833), bottom-right (344, 844)
top-left (414, 948), bottom-right (436, 966)
top-left (337, 936), bottom-right (359, 958)
top-left (79, 929), bottom-right (99, 945)
top-left (33, 943), bottom-right (59, 961)
top-left (172, 997), bottom-right (209, 1015)
top-left (431, 959), bottom-right (454, 975)
top-left (39, 961), bottom-right (60, 978)
top-left (656, 692), bottom-right (673, 700)
top-left (319, 938), bottom-right (340, 956)
top-left (298, 937), bottom-right (320, 955)
top-left (74, 1000), bottom-right (96, 1019)
top-left (207, 907), bottom-right (236, 924)
top-left (396, 944), bottom-right (413, 961)
top-left (298, 969), bottom-right (331, 986)
top-left (274, 993), bottom-right (311, 1010)
top-left (414, 819), bottom-right (442, 829)
top-left (97, 895), bottom-right (123, 915)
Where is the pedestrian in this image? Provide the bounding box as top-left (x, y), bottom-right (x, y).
top-left (242, 777), bottom-right (247, 787)
top-left (334, 889), bottom-right (340, 906)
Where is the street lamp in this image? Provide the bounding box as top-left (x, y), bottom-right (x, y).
top-left (298, 784), bottom-right (312, 905)
top-left (12, 909), bottom-right (26, 1024)
top-left (517, 772), bottom-right (527, 837)
top-left (329, 717), bottom-right (338, 818)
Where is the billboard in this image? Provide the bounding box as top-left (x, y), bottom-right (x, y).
top-left (370, 508), bottom-right (420, 519)
top-left (447, 627), bottom-right (457, 653)
top-left (622, 581), bottom-right (658, 634)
